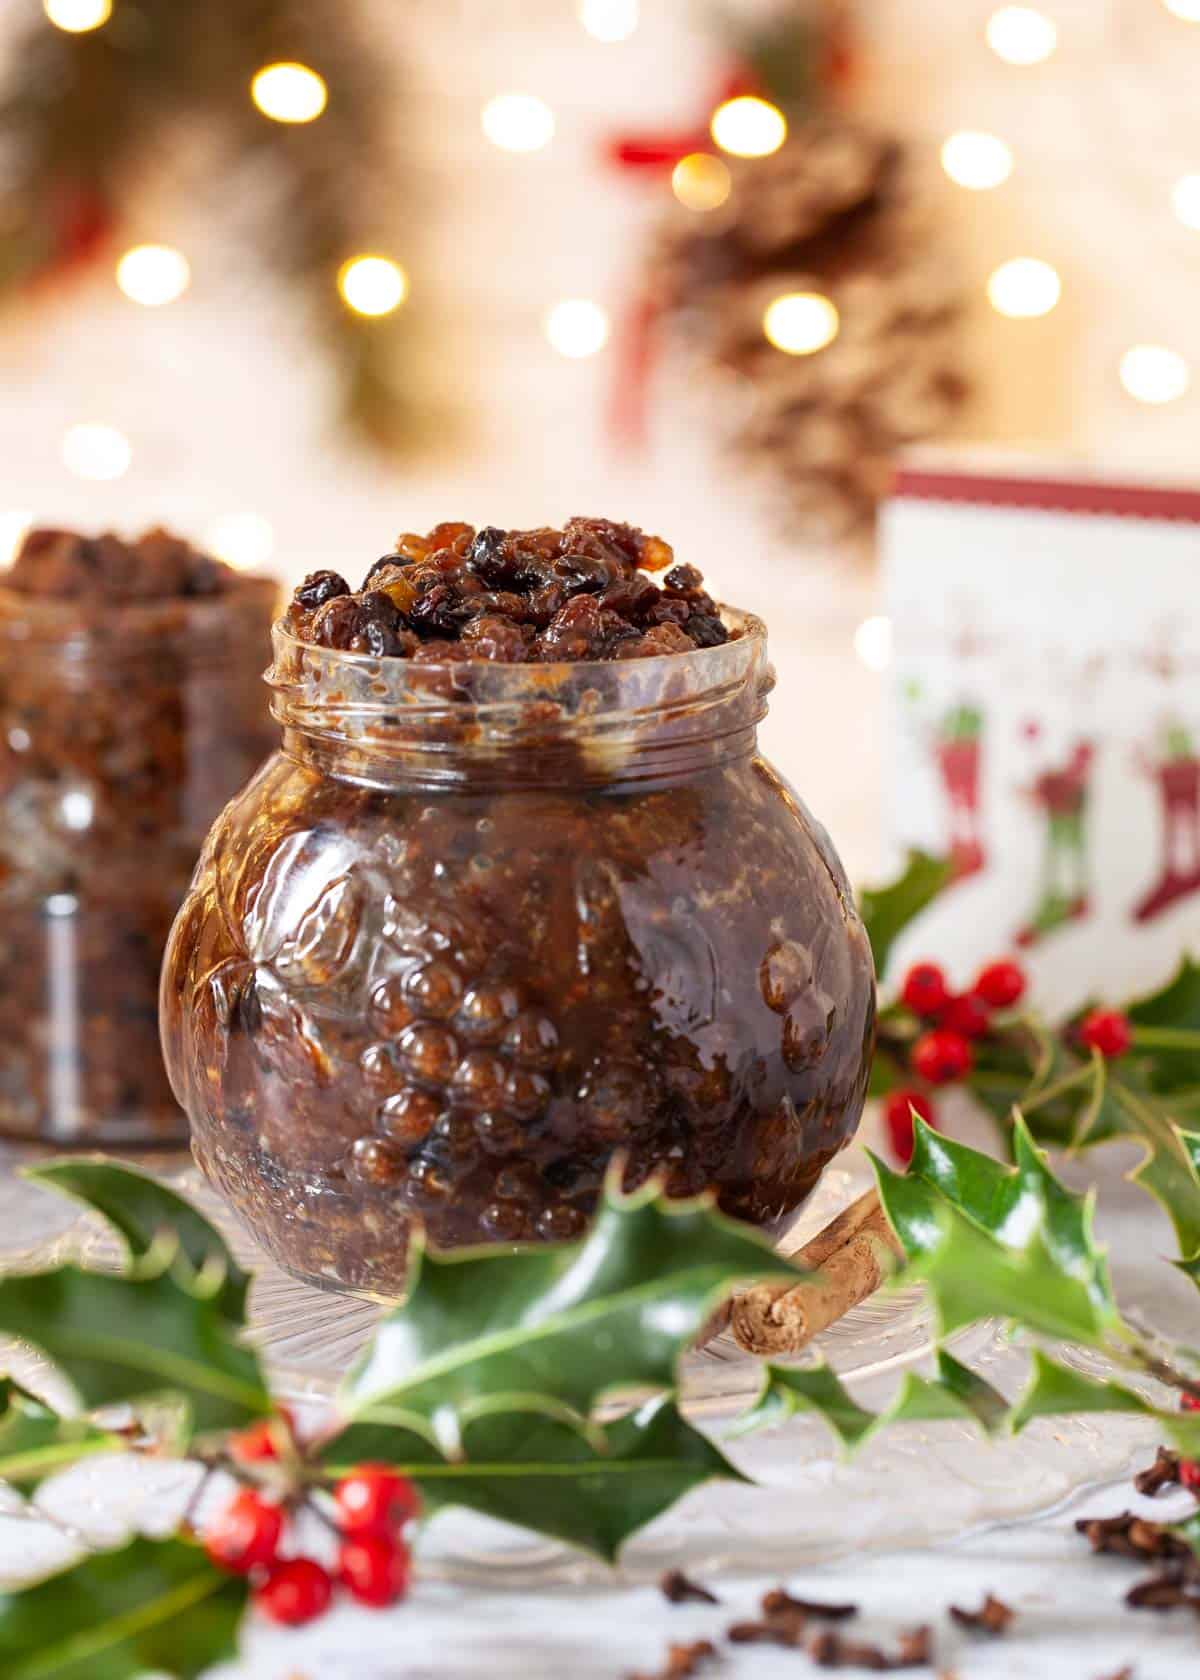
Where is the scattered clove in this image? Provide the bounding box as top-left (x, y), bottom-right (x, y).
top-left (1094, 1670), bottom-right (1134, 1680)
top-left (1075, 1511), bottom-right (1195, 1565)
top-left (948, 1592), bottom-right (1014, 1636)
top-left (1133, 1447), bottom-right (1181, 1497)
top-left (807, 1623), bottom-right (932, 1670)
top-left (761, 1586), bottom-right (857, 1621)
top-left (1125, 1569), bottom-right (1200, 1615)
top-left (627, 1638), bottom-right (718, 1680)
top-left (659, 1569), bottom-right (720, 1606)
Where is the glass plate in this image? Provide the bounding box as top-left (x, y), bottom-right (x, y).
top-left (0, 1137), bottom-right (1171, 1585)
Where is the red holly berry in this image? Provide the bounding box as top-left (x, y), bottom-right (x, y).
top-left (334, 1465), bottom-right (421, 1536)
top-left (1078, 1008), bottom-right (1132, 1059)
top-left (205, 1489), bottom-right (285, 1575)
top-left (1181, 1392), bottom-right (1200, 1413)
top-left (911, 1029), bottom-right (973, 1086)
top-left (900, 962), bottom-right (950, 1018)
top-left (940, 992), bottom-right (992, 1040)
top-left (337, 1532), bottom-right (411, 1607)
top-left (1181, 1459), bottom-right (1200, 1494)
top-left (254, 1557), bottom-right (334, 1626)
top-left (882, 1089), bottom-right (937, 1167)
top-left (228, 1406), bottom-right (295, 1466)
top-left (973, 959), bottom-right (1027, 1010)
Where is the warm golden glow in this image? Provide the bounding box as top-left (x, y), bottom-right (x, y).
top-left (763, 292), bottom-right (839, 355)
top-left (43, 0), bottom-right (111, 32)
top-left (116, 245), bottom-right (190, 307)
top-left (0, 512), bottom-right (33, 568)
top-left (1163, 0), bottom-right (1200, 19)
top-left (987, 257), bottom-right (1060, 318)
top-left (671, 153), bottom-right (732, 212)
top-left (481, 94), bottom-right (555, 153)
top-left (205, 513), bottom-right (275, 571)
top-left (251, 62), bottom-right (328, 124)
top-left (710, 97), bottom-right (787, 160)
top-left (986, 6), bottom-right (1057, 63)
top-left (62, 424), bottom-right (132, 482)
top-left (337, 256), bottom-right (408, 317)
top-left (544, 299), bottom-right (610, 358)
top-left (1120, 346), bottom-right (1190, 405)
top-left (1172, 174), bottom-right (1200, 229)
top-left (940, 131), bottom-right (1013, 190)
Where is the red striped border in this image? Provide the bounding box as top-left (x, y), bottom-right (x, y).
top-left (893, 466), bottom-right (1200, 524)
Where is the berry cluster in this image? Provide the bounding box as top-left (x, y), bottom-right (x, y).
top-left (883, 956), bottom-right (1136, 1165)
top-left (204, 1417), bottom-right (419, 1627)
top-left (1181, 1391), bottom-right (1200, 1493)
top-left (284, 518), bottom-right (731, 664)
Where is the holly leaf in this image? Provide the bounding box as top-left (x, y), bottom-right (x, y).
top-left (23, 1159), bottom-right (248, 1322)
top-left (730, 1363), bottom-right (875, 1450)
top-left (858, 850), bottom-right (953, 980)
top-left (318, 1396), bottom-right (742, 1561)
top-left (0, 1536), bottom-right (247, 1680)
top-left (1010, 1349), bottom-right (1200, 1457)
top-left (342, 1179), bottom-right (794, 1446)
top-left (0, 1380), bottom-right (119, 1488)
top-left (1128, 957), bottom-right (1200, 1097)
top-left (876, 1350), bottom-right (1010, 1437)
top-left (0, 1260), bottom-right (269, 1438)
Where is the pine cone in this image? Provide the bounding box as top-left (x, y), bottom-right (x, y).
top-left (653, 118), bottom-right (968, 544)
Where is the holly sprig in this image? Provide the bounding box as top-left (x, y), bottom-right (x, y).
top-left (860, 855), bottom-right (1200, 1281)
top-left (1, 1130), bottom-right (1199, 1674)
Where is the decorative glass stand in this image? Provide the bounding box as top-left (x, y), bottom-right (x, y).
top-left (0, 1138), bottom-right (1172, 1587)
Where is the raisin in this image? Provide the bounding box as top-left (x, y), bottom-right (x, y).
top-left (295, 571), bottom-right (352, 611)
top-left (551, 554), bottom-right (615, 596)
top-left (347, 1136), bottom-right (406, 1187)
top-left (377, 1088), bottom-right (440, 1145)
top-left (396, 1022), bottom-right (460, 1087)
top-left (313, 595), bottom-right (366, 650)
top-left (686, 614), bottom-right (729, 648)
top-left (457, 983), bottom-right (523, 1044)
top-left (402, 960), bottom-right (464, 1019)
top-left (539, 596), bottom-right (606, 661)
top-left (663, 564), bottom-right (704, 596)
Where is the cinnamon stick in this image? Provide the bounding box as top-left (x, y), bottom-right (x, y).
top-left (698, 1189), bottom-right (901, 1357)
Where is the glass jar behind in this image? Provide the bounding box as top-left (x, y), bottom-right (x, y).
top-left (162, 611), bottom-right (876, 1294)
top-left (0, 564), bottom-right (277, 1144)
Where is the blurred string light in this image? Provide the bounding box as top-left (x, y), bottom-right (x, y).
top-left (578, 0), bottom-right (639, 42)
top-left (545, 299), bottom-right (609, 357)
top-left (940, 131), bottom-right (1013, 190)
top-left (251, 62), bottom-right (328, 124)
top-left (986, 257), bottom-right (1060, 317)
top-left (43, 0), bottom-right (110, 32)
top-left (710, 96), bottom-right (787, 159)
top-left (763, 292), bottom-right (839, 355)
top-left (62, 424), bottom-right (131, 482)
top-left (1120, 345), bottom-right (1190, 404)
top-left (853, 615), bottom-right (893, 672)
top-left (116, 244), bottom-right (190, 307)
top-left (985, 6), bottom-right (1057, 64)
top-left (671, 153), bottom-right (731, 212)
top-left (204, 513), bottom-right (275, 571)
top-left (337, 255), bottom-right (408, 316)
top-left (1162, 0), bottom-right (1200, 19)
top-left (1172, 174), bottom-right (1200, 229)
top-left (481, 94), bottom-right (555, 153)
top-left (0, 512), bottom-right (33, 567)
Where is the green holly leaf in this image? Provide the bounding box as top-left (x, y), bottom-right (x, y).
top-left (876, 1350), bottom-right (1010, 1437)
top-left (0, 1260), bottom-right (269, 1438)
top-left (858, 850), bottom-right (952, 980)
top-left (1010, 1349), bottom-right (1200, 1457)
top-left (0, 1536), bottom-right (247, 1680)
top-left (23, 1159), bottom-right (248, 1322)
top-left (1128, 958), bottom-right (1200, 1097)
top-left (342, 1180), bottom-right (793, 1446)
top-left (730, 1363), bottom-right (875, 1450)
top-left (0, 1380), bottom-right (119, 1488)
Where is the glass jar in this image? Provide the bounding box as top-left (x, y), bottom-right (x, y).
top-left (0, 579), bottom-right (277, 1144)
top-left (162, 611), bottom-right (876, 1294)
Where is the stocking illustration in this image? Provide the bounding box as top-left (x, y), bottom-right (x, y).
top-left (1016, 740), bottom-right (1095, 947)
top-left (1132, 721), bottom-right (1200, 922)
top-left (934, 701), bottom-right (985, 879)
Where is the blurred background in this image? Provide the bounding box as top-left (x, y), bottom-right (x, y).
top-left (2, 0), bottom-right (1200, 894)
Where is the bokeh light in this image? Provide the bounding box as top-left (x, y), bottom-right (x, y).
top-left (1171, 175), bottom-right (1200, 229)
top-left (116, 245), bottom-right (191, 307)
top-left (671, 153), bottom-right (732, 212)
top-left (62, 424), bottom-right (132, 482)
top-left (251, 63), bottom-right (328, 124)
top-left (940, 131), bottom-right (1014, 190)
top-left (481, 94), bottom-right (555, 153)
top-left (0, 512), bottom-right (33, 568)
top-left (43, 0), bottom-right (111, 32)
top-left (1119, 346), bottom-right (1190, 404)
top-left (986, 6), bottom-right (1057, 63)
top-left (544, 299), bottom-right (610, 358)
top-left (338, 256), bottom-right (408, 317)
top-left (204, 513), bottom-right (275, 571)
top-left (987, 257), bottom-right (1061, 317)
top-left (578, 0), bottom-right (639, 41)
top-left (710, 97), bottom-right (787, 160)
top-left (854, 615), bottom-right (893, 672)
top-left (763, 292), bottom-right (840, 355)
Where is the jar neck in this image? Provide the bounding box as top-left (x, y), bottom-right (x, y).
top-left (270, 611), bottom-right (772, 793)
